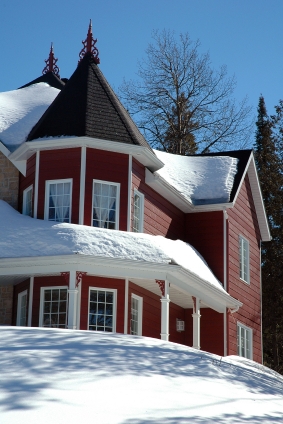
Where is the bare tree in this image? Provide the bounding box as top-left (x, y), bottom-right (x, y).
top-left (119, 30), bottom-right (253, 154)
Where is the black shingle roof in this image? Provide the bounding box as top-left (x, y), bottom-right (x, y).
top-left (27, 53), bottom-right (152, 150)
top-left (19, 72), bottom-right (65, 90)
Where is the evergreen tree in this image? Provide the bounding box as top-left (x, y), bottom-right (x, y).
top-left (254, 96), bottom-right (283, 373)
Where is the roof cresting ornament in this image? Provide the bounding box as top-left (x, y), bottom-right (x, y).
top-left (79, 20), bottom-right (100, 64)
top-left (42, 43), bottom-right (60, 77)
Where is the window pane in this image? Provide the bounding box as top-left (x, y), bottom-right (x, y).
top-left (131, 296), bottom-right (141, 335)
top-left (47, 181), bottom-right (71, 223)
top-left (88, 289), bottom-right (115, 332)
top-left (45, 290), bottom-right (51, 301)
top-left (239, 237), bottom-right (249, 282)
top-left (42, 289), bottom-right (67, 329)
top-left (23, 187), bottom-right (33, 217)
top-left (237, 324), bottom-right (252, 359)
top-left (92, 181), bottom-right (118, 229)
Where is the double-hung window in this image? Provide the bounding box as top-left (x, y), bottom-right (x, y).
top-left (88, 288), bottom-right (116, 332)
top-left (92, 180), bottom-right (120, 229)
top-left (22, 185), bottom-right (33, 217)
top-left (39, 287), bottom-right (68, 328)
top-left (16, 290), bottom-right (28, 326)
top-left (45, 179), bottom-right (72, 223)
top-left (237, 323), bottom-right (253, 359)
top-left (130, 294), bottom-right (143, 336)
top-left (133, 190), bottom-right (144, 233)
top-left (239, 236), bottom-right (249, 283)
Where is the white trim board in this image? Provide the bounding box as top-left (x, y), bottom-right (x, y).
top-left (9, 136), bottom-right (164, 173)
top-left (0, 254), bottom-right (242, 313)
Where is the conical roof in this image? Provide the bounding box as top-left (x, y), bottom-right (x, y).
top-left (27, 52), bottom-right (151, 150)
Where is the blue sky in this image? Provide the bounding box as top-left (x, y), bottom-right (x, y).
top-left (1, 0), bottom-right (282, 122)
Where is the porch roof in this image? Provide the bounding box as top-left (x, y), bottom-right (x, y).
top-left (0, 201), bottom-right (242, 313)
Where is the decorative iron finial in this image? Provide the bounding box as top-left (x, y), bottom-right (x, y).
top-left (79, 20), bottom-right (100, 64)
top-left (42, 43), bottom-right (60, 76)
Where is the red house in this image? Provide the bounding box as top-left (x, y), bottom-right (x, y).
top-left (0, 25), bottom-right (270, 363)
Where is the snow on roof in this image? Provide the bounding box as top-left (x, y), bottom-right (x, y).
top-left (154, 150), bottom-right (238, 204)
top-left (1, 327), bottom-right (283, 423)
top-left (0, 201), bottom-right (223, 291)
top-left (0, 83), bottom-right (60, 151)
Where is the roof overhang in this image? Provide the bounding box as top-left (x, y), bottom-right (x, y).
top-left (232, 153), bottom-right (271, 242)
top-left (0, 254), bottom-right (242, 313)
top-left (0, 141), bottom-right (26, 174)
top-left (8, 136), bottom-right (164, 173)
top-left (145, 168), bottom-right (234, 213)
top-left (145, 152), bottom-right (271, 241)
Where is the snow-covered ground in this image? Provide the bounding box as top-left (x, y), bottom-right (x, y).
top-left (0, 201), bottom-right (223, 291)
top-left (0, 83), bottom-right (59, 151)
top-left (0, 327), bottom-right (283, 423)
top-left (154, 150), bottom-right (238, 204)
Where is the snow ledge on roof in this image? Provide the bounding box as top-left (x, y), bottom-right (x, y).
top-left (154, 150), bottom-right (238, 205)
top-left (0, 200), bottom-right (224, 291)
top-left (0, 83), bottom-right (60, 151)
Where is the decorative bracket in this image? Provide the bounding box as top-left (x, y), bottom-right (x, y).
top-left (43, 43), bottom-right (60, 76)
top-left (61, 272), bottom-right (70, 284)
top-left (79, 20), bottom-right (100, 64)
top-left (76, 271), bottom-right (87, 288)
top-left (155, 280), bottom-right (165, 297)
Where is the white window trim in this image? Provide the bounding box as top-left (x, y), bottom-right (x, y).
top-left (88, 286), bottom-right (117, 333)
top-left (17, 290), bottom-right (28, 326)
top-left (131, 293), bottom-right (143, 336)
top-left (39, 286), bottom-right (68, 327)
top-left (237, 322), bottom-right (253, 360)
top-left (44, 178), bottom-right (73, 222)
top-left (91, 179), bottom-right (120, 230)
top-left (239, 235), bottom-right (250, 284)
top-left (22, 185), bottom-right (33, 216)
top-left (133, 189), bottom-right (144, 233)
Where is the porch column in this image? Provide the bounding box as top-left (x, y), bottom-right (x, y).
top-left (68, 270), bottom-right (78, 330)
top-left (158, 279), bottom-right (170, 341)
top-left (192, 296), bottom-right (201, 350)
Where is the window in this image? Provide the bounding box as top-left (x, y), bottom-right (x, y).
top-left (39, 287), bottom-right (68, 328)
top-left (17, 290), bottom-right (28, 326)
top-left (130, 294), bottom-right (143, 336)
top-left (239, 236), bottom-right (249, 283)
top-left (133, 190), bottom-right (144, 233)
top-left (88, 288), bottom-right (116, 332)
top-left (45, 179), bottom-right (72, 223)
top-left (22, 185), bottom-right (33, 217)
top-left (92, 180), bottom-right (120, 229)
top-left (237, 323), bottom-right (253, 359)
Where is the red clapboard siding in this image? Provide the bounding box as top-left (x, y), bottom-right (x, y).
top-left (132, 159), bottom-right (185, 239)
top-left (184, 308), bottom-right (224, 355)
top-left (128, 282), bottom-right (161, 339)
top-left (129, 282), bottom-right (186, 345)
top-left (37, 148), bottom-right (81, 223)
top-left (185, 211), bottom-right (224, 283)
top-left (84, 148), bottom-right (129, 230)
top-left (18, 153), bottom-right (36, 213)
top-left (32, 276), bottom-right (68, 327)
top-left (80, 275), bottom-right (125, 333)
top-left (12, 279), bottom-right (30, 325)
top-left (227, 174), bottom-right (262, 363)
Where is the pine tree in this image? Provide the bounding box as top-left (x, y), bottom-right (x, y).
top-left (254, 96), bottom-right (283, 373)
